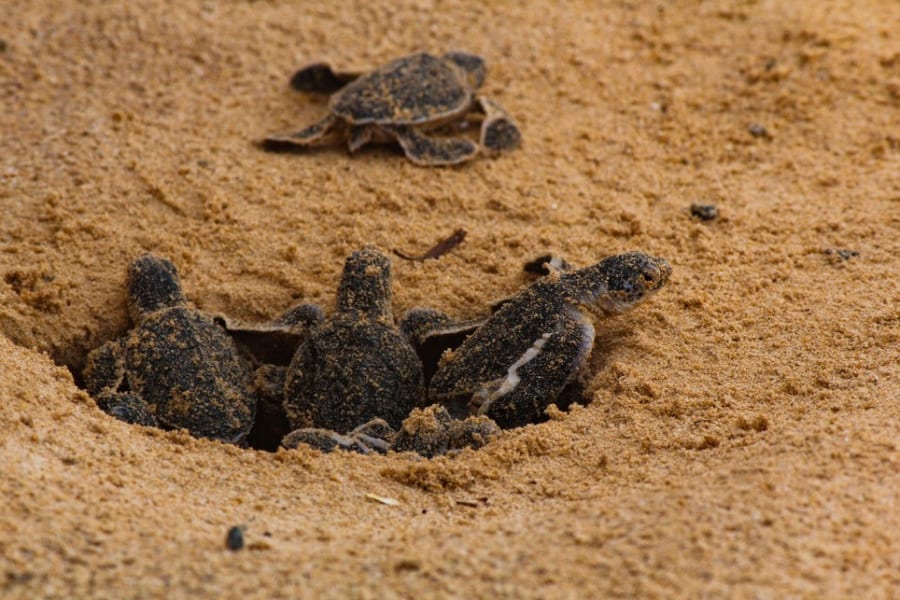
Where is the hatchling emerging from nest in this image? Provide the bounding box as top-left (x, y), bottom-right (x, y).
top-left (422, 252), bottom-right (673, 429)
top-left (263, 51), bottom-right (521, 166)
top-left (253, 246), bottom-right (498, 455)
top-left (83, 255), bottom-right (257, 444)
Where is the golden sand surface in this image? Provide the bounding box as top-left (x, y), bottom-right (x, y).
top-left (1, 1), bottom-right (898, 597)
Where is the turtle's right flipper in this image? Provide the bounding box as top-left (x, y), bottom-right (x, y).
top-left (476, 97), bottom-right (522, 154)
top-left (215, 304), bottom-right (322, 365)
top-left (401, 307), bottom-right (487, 384)
top-left (387, 125), bottom-right (478, 167)
top-left (281, 420), bottom-right (394, 455)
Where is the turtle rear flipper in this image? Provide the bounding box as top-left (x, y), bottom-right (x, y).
top-left (387, 125), bottom-right (478, 166)
top-left (347, 125), bottom-right (375, 153)
top-left (263, 114), bottom-right (341, 151)
top-left (477, 97), bottom-right (521, 154)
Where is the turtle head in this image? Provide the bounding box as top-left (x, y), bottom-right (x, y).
top-left (127, 254), bottom-right (186, 321)
top-left (443, 51), bottom-right (486, 89)
top-left (336, 246), bottom-right (393, 319)
top-left (565, 252), bottom-right (671, 317)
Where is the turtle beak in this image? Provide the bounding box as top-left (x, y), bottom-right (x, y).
top-left (646, 257), bottom-right (672, 293)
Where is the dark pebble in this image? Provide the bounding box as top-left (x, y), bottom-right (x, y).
top-left (748, 123), bottom-right (770, 139)
top-left (226, 525), bottom-right (245, 551)
top-left (824, 248), bottom-right (859, 261)
top-left (690, 203), bottom-right (719, 221)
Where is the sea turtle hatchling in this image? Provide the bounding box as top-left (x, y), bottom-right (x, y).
top-left (425, 251), bottom-right (673, 429)
top-left (258, 246), bottom-right (498, 455)
top-left (82, 254), bottom-right (257, 443)
top-left (263, 51), bottom-right (521, 166)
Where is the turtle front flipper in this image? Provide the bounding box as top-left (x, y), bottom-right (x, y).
top-left (476, 97), bottom-right (522, 154)
top-left (401, 307), bottom-right (487, 384)
top-left (84, 340), bottom-right (158, 426)
top-left (83, 339), bottom-right (127, 397)
top-left (289, 62), bottom-right (362, 94)
top-left (386, 125), bottom-right (478, 166)
top-left (282, 427), bottom-right (362, 453)
top-left (273, 303), bottom-right (325, 333)
top-left (474, 305), bottom-right (595, 428)
top-left (263, 114), bottom-right (341, 150)
top-left (217, 303), bottom-right (323, 365)
top-left (96, 391), bottom-right (158, 427)
top-left (401, 307), bottom-right (486, 349)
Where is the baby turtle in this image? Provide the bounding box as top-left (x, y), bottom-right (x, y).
top-left (83, 255), bottom-right (257, 443)
top-left (257, 246), bottom-right (423, 453)
top-left (426, 252), bottom-right (672, 428)
top-left (263, 51), bottom-right (521, 166)
top-left (256, 246), bottom-right (500, 455)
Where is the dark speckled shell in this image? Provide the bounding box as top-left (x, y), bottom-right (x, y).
top-left (429, 280), bottom-right (568, 399)
top-left (124, 308), bottom-right (256, 442)
top-left (283, 314), bottom-right (424, 433)
top-left (329, 53), bottom-right (471, 126)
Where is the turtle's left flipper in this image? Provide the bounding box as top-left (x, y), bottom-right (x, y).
top-left (289, 62), bottom-right (362, 94)
top-left (477, 97), bottom-right (522, 154)
top-left (262, 114), bottom-right (341, 151)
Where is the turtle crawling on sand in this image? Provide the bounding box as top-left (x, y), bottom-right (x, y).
top-left (258, 246), bottom-right (498, 455)
top-left (425, 252), bottom-right (672, 429)
top-left (263, 51), bottom-right (521, 166)
top-left (83, 255), bottom-right (257, 444)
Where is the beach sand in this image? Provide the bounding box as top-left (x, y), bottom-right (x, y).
top-left (1, 0), bottom-right (898, 597)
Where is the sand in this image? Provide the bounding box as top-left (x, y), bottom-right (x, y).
top-left (1, 0), bottom-right (898, 597)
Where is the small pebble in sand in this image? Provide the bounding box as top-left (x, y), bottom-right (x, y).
top-left (748, 123), bottom-right (771, 139)
top-left (226, 525), bottom-right (245, 551)
top-left (824, 248), bottom-right (859, 262)
top-left (690, 203), bottom-right (719, 221)
top-left (522, 254), bottom-right (572, 276)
